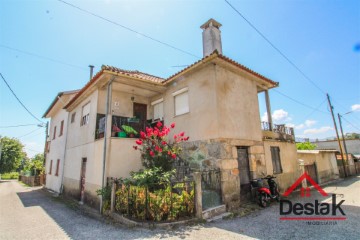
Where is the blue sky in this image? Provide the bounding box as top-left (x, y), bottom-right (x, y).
top-left (1, 0), bottom-right (359, 158)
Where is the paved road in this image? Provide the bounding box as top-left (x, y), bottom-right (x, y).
top-left (1, 176), bottom-right (359, 240)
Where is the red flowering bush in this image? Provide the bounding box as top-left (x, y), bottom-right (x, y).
top-left (133, 122), bottom-right (189, 171)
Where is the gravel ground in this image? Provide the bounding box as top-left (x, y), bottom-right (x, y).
top-left (1, 176), bottom-right (359, 240)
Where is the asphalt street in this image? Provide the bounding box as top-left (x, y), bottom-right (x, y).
top-left (1, 176), bottom-right (359, 240)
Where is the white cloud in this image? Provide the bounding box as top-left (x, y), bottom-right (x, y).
top-left (304, 126), bottom-right (333, 135)
top-left (261, 109), bottom-right (291, 123)
top-left (351, 104), bottom-right (360, 112)
top-left (305, 120), bottom-right (316, 127)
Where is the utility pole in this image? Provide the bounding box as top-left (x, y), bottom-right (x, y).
top-left (338, 113), bottom-right (349, 167)
top-left (43, 122), bottom-right (49, 167)
top-left (327, 93), bottom-right (347, 177)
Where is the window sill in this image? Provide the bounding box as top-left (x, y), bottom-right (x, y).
top-left (174, 112), bottom-right (189, 118)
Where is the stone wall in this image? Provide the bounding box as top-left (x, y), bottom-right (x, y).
top-left (180, 138), bottom-right (267, 210)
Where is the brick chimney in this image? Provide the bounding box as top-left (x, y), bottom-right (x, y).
top-left (200, 18), bottom-right (222, 57)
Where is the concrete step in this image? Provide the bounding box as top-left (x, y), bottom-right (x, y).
top-left (206, 212), bottom-right (232, 222)
top-left (202, 204), bottom-right (227, 220)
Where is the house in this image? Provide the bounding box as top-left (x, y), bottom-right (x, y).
top-left (297, 150), bottom-right (340, 184)
top-left (313, 139), bottom-right (360, 176)
top-left (44, 19), bottom-right (300, 210)
top-left (42, 90), bottom-right (79, 193)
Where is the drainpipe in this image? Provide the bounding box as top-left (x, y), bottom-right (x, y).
top-left (100, 76), bottom-right (115, 213)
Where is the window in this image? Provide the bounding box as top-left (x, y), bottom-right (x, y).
top-left (151, 98), bottom-right (164, 120)
top-left (53, 126), bottom-right (57, 140)
top-left (71, 112), bottom-right (76, 123)
top-left (48, 160), bottom-right (53, 175)
top-left (59, 120), bottom-right (64, 136)
top-left (81, 102), bottom-right (90, 126)
top-left (173, 88), bottom-right (189, 116)
top-left (55, 159), bottom-right (60, 176)
top-left (270, 147), bottom-right (282, 174)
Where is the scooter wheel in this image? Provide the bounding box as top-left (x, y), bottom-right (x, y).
top-left (258, 193), bottom-right (269, 208)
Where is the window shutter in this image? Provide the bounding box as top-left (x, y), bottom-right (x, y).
top-left (153, 102), bottom-right (164, 120)
top-left (174, 91), bottom-right (189, 116)
top-left (82, 103), bottom-right (90, 116)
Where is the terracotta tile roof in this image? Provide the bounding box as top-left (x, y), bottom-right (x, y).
top-left (165, 51), bottom-right (278, 86)
top-left (64, 52), bottom-right (277, 110)
top-left (102, 65), bottom-right (165, 83)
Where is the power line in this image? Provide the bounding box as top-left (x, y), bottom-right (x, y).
top-left (16, 128), bottom-right (43, 139)
top-left (224, 0), bottom-right (326, 94)
top-left (341, 116), bottom-right (360, 132)
top-left (57, 0), bottom-right (200, 59)
top-left (273, 89), bottom-right (329, 114)
top-left (299, 98), bottom-right (328, 122)
top-left (0, 124), bottom-right (39, 128)
top-left (0, 73), bottom-right (44, 123)
top-left (0, 44), bottom-right (87, 71)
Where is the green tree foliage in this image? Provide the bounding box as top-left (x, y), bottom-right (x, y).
top-left (296, 142), bottom-right (317, 150)
top-left (0, 136), bottom-right (26, 174)
top-left (24, 153), bottom-right (44, 175)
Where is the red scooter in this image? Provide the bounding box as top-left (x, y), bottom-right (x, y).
top-left (250, 175), bottom-right (280, 207)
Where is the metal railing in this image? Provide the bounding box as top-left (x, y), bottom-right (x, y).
top-left (261, 122), bottom-right (294, 136)
top-left (113, 180), bottom-right (195, 222)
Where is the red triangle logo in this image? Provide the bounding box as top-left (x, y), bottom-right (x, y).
top-left (283, 172), bottom-right (328, 197)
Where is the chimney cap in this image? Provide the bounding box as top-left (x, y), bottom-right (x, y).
top-left (200, 18), bottom-right (222, 30)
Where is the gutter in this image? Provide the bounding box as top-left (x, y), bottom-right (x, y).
top-left (100, 76), bottom-right (115, 213)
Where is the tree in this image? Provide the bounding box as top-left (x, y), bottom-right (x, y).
top-left (24, 153), bottom-right (44, 176)
top-left (296, 142), bottom-right (317, 150)
top-left (0, 136), bottom-right (26, 174)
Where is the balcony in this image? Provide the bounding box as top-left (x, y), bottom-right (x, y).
top-left (261, 122), bottom-right (295, 142)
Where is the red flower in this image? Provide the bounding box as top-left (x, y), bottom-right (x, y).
top-left (174, 135), bottom-right (177, 139)
top-left (171, 153), bottom-right (177, 159)
top-left (171, 123), bottom-right (175, 128)
top-left (161, 141), bottom-right (167, 146)
top-left (155, 146), bottom-right (162, 152)
top-left (133, 146), bottom-right (138, 150)
top-left (179, 132), bottom-right (185, 137)
top-left (184, 136), bottom-right (190, 141)
top-left (168, 151), bottom-right (171, 155)
top-left (135, 140), bottom-right (142, 145)
top-left (156, 121), bottom-right (162, 128)
top-left (149, 151), bottom-right (155, 157)
top-left (140, 131), bottom-right (146, 139)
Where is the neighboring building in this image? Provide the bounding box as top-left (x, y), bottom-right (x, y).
top-left (44, 19), bottom-right (299, 210)
top-left (42, 90), bottom-right (78, 193)
top-left (313, 139), bottom-right (360, 155)
top-left (313, 139), bottom-right (360, 176)
top-left (297, 150), bottom-right (339, 184)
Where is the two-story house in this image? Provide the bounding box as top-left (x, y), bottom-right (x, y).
top-left (44, 19), bottom-right (298, 210)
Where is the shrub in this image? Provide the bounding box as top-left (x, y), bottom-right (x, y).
top-left (1, 172), bottom-right (19, 179)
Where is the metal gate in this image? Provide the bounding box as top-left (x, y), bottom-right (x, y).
top-left (305, 163), bottom-right (318, 184)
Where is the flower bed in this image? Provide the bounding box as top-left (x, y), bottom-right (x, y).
top-left (115, 181), bottom-right (195, 222)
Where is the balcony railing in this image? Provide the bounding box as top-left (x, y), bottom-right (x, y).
top-left (261, 122), bottom-right (295, 142)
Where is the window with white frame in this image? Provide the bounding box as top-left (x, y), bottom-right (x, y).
top-left (151, 98), bottom-right (164, 120)
top-left (81, 102), bottom-right (90, 126)
top-left (173, 87), bottom-right (189, 116)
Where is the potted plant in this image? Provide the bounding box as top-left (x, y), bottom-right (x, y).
top-left (121, 125), bottom-right (138, 138)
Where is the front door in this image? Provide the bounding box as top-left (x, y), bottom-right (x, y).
top-left (237, 147), bottom-right (251, 203)
top-left (80, 158), bottom-right (87, 203)
top-left (133, 103), bottom-right (147, 132)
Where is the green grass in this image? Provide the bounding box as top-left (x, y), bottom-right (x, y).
top-left (0, 172), bottom-right (19, 180)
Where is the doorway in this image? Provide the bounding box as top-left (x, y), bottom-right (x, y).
top-left (133, 103), bottom-right (147, 132)
top-left (80, 158), bottom-right (87, 203)
top-left (237, 147), bottom-right (251, 203)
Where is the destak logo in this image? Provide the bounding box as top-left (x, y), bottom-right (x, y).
top-left (279, 173), bottom-right (346, 221)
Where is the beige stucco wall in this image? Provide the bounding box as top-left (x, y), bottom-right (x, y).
top-left (107, 138), bottom-right (143, 178)
top-left (45, 106), bottom-right (69, 193)
top-left (297, 150), bottom-right (339, 183)
top-left (98, 89), bottom-right (152, 119)
top-left (263, 140), bottom-right (299, 192)
top-left (160, 64), bottom-right (218, 141)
